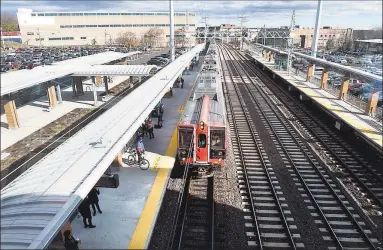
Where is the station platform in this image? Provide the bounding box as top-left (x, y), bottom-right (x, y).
top-left (249, 53), bottom-right (383, 150)
top-left (69, 64), bottom-right (200, 249)
top-left (0, 50), bottom-right (162, 152)
top-left (0, 75), bottom-right (129, 151)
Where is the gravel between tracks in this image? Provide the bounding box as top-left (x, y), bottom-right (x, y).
top-left (214, 127), bottom-right (249, 250)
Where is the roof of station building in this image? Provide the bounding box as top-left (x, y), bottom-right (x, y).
top-left (1, 51), bottom-right (139, 96)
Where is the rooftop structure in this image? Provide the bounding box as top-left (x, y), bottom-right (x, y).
top-left (16, 8), bottom-right (197, 47)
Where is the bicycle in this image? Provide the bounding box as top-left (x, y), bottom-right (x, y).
top-left (127, 150), bottom-right (150, 170)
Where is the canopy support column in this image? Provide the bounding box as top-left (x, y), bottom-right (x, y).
top-left (4, 100), bottom-right (20, 129)
top-left (47, 85), bottom-right (57, 108)
top-left (103, 76), bottom-right (109, 95)
top-left (56, 84), bottom-right (63, 104)
top-left (92, 76), bottom-right (98, 106)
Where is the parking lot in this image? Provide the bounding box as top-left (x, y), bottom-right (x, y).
top-left (0, 45), bottom-right (151, 73)
top-left (292, 51), bottom-right (382, 107)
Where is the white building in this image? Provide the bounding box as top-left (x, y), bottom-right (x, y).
top-left (17, 8), bottom-right (197, 47)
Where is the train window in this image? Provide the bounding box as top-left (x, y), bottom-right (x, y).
top-left (179, 129), bottom-right (193, 148)
top-left (198, 134), bottom-right (207, 148)
top-left (211, 130), bottom-right (225, 149)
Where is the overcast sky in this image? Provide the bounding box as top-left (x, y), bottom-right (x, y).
top-left (1, 1), bottom-right (382, 29)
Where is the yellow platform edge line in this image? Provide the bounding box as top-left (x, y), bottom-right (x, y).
top-left (128, 70), bottom-right (198, 250)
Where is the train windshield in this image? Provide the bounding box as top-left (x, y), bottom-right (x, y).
top-left (210, 129), bottom-right (225, 149)
top-left (179, 128), bottom-right (193, 148)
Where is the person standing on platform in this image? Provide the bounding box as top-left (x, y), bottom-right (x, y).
top-left (141, 121), bottom-right (147, 137)
top-left (88, 187), bottom-right (102, 216)
top-left (64, 230), bottom-right (80, 250)
top-left (136, 136), bottom-right (145, 162)
top-left (78, 198), bottom-right (96, 228)
top-left (181, 78), bottom-right (184, 89)
top-left (147, 119), bottom-right (154, 139)
top-left (63, 230), bottom-right (80, 250)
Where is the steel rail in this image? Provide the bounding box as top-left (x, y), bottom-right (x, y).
top-left (219, 44), bottom-right (297, 249)
top-left (236, 49), bottom-right (383, 209)
top-left (226, 44), bottom-right (377, 249)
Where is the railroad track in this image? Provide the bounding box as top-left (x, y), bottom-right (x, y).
top-left (219, 44), bottom-right (378, 249)
top-left (219, 46), bottom-right (303, 249)
top-left (236, 49), bottom-right (383, 218)
top-left (173, 175), bottom-right (214, 250)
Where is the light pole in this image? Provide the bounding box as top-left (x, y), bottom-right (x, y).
top-left (169, 0), bottom-right (175, 62)
top-left (311, 0), bottom-right (323, 62)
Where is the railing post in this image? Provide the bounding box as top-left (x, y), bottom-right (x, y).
top-left (365, 91), bottom-right (379, 116)
top-left (320, 69), bottom-right (329, 89)
top-left (338, 77), bottom-right (350, 100)
top-left (306, 64), bottom-right (314, 82)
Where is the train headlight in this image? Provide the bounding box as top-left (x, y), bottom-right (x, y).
top-left (199, 121), bottom-right (204, 130)
top-left (182, 158), bottom-right (186, 161)
top-left (181, 150), bottom-right (187, 155)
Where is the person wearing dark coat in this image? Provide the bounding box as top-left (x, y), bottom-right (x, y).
top-left (78, 197), bottom-right (95, 228)
top-left (88, 187), bottom-right (102, 216)
top-left (63, 230), bottom-right (79, 250)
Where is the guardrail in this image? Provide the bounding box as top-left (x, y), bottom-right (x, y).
top-left (249, 44), bottom-right (382, 123)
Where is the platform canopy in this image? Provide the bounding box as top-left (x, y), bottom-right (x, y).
top-left (0, 44), bottom-right (204, 250)
top-left (71, 65), bottom-right (159, 76)
top-left (0, 51), bottom-right (139, 97)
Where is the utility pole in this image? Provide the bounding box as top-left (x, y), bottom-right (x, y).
top-left (37, 28), bottom-right (41, 47)
top-left (104, 30), bottom-right (107, 46)
top-left (201, 16), bottom-right (209, 44)
top-left (1, 27), bottom-right (4, 48)
top-left (311, 0), bottom-right (323, 61)
top-left (287, 10), bottom-right (296, 75)
top-left (238, 15), bottom-right (247, 51)
top-left (169, 0), bottom-right (175, 62)
top-left (263, 24), bottom-right (266, 45)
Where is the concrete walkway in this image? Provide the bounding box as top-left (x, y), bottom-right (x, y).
top-left (70, 64), bottom-right (200, 249)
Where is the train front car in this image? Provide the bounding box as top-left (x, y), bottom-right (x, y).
top-left (177, 42), bottom-right (227, 176)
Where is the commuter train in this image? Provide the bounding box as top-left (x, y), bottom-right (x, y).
top-left (177, 43), bottom-right (228, 175)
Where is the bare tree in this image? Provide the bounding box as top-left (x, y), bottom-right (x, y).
top-left (91, 38), bottom-right (97, 46)
top-left (115, 31), bottom-right (140, 47)
top-left (175, 27), bottom-right (187, 48)
top-left (326, 37), bottom-right (336, 51)
top-left (371, 26), bottom-right (382, 39)
top-left (1, 13), bottom-right (19, 31)
top-left (144, 28), bottom-right (164, 47)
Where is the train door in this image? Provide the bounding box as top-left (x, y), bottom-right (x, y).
top-left (196, 122), bottom-right (208, 162)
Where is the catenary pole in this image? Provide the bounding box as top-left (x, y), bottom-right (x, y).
top-left (311, 0), bottom-right (323, 72)
top-left (169, 0), bottom-right (175, 62)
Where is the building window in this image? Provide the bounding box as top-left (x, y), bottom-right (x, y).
top-left (37, 13), bottom-right (44, 16)
top-left (81, 37), bottom-right (86, 39)
top-left (49, 37), bottom-right (62, 40)
top-left (31, 14), bottom-right (36, 16)
top-left (320, 35), bottom-right (323, 37)
top-left (325, 35), bottom-right (327, 37)
top-left (27, 32), bottom-right (34, 35)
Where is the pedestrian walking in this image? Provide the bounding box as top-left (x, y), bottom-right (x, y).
top-left (147, 119), bottom-right (154, 139)
top-left (63, 230), bottom-right (80, 250)
top-left (181, 78), bottom-right (184, 89)
top-left (88, 187), bottom-right (102, 216)
top-left (78, 198), bottom-right (96, 228)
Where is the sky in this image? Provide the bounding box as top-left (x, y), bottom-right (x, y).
top-left (1, 1), bottom-right (382, 29)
